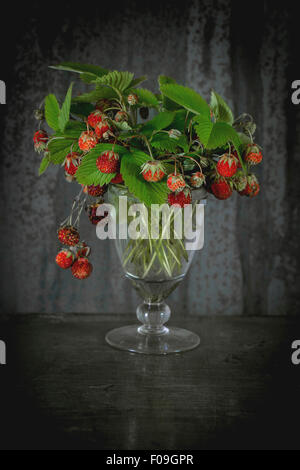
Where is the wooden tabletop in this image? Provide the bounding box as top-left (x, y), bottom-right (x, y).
top-left (0, 314), bottom-right (299, 450)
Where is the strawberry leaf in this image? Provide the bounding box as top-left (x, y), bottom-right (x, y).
top-left (140, 111), bottom-right (175, 137)
top-left (58, 84), bottom-right (73, 132)
top-left (210, 90), bottom-right (234, 124)
top-left (160, 83), bottom-right (210, 117)
top-left (45, 94), bottom-right (60, 131)
top-left (120, 150), bottom-right (169, 206)
top-left (39, 155), bottom-right (50, 175)
top-left (133, 88), bottom-right (159, 107)
top-left (49, 62), bottom-right (109, 77)
top-left (48, 138), bottom-right (77, 164)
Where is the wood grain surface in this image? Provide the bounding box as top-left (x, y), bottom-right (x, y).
top-left (0, 314), bottom-right (299, 450)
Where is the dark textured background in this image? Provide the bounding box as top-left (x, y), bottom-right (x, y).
top-left (0, 0), bottom-right (299, 315)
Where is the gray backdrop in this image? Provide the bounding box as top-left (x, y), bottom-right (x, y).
top-left (0, 0), bottom-right (299, 315)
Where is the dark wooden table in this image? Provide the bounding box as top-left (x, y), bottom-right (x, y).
top-left (0, 314), bottom-right (299, 450)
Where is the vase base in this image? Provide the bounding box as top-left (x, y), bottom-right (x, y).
top-left (105, 325), bottom-right (200, 355)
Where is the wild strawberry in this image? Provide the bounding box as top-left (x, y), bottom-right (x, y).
top-left (87, 110), bottom-right (104, 129)
top-left (127, 93), bottom-right (138, 106)
top-left (87, 184), bottom-right (107, 197)
top-left (96, 151), bottom-right (119, 173)
top-left (94, 119), bottom-right (111, 140)
top-left (141, 161), bottom-right (166, 182)
top-left (96, 99), bottom-right (111, 112)
top-left (115, 111), bottom-right (128, 122)
top-left (233, 172), bottom-right (247, 192)
top-left (244, 144), bottom-right (263, 165)
top-left (238, 174), bottom-right (260, 197)
top-left (58, 225), bottom-right (80, 246)
top-left (71, 257), bottom-right (93, 280)
top-left (190, 171), bottom-right (205, 188)
top-left (216, 153), bottom-right (238, 177)
top-left (33, 130), bottom-right (48, 152)
top-left (55, 249), bottom-right (75, 269)
top-left (168, 129), bottom-right (181, 140)
top-left (211, 179), bottom-right (233, 200)
top-left (64, 152), bottom-right (81, 176)
top-left (78, 131), bottom-right (97, 151)
top-left (75, 242), bottom-right (91, 258)
top-left (111, 173), bottom-right (124, 184)
top-left (168, 188), bottom-right (192, 207)
top-left (167, 173), bottom-right (186, 192)
top-left (86, 202), bottom-right (109, 225)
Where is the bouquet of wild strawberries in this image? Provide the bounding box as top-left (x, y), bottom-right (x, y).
top-left (34, 62), bottom-right (262, 280)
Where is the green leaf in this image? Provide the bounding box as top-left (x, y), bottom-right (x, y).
top-left (129, 76), bottom-right (148, 88)
top-left (160, 84), bottom-right (210, 117)
top-left (73, 85), bottom-right (118, 103)
top-left (55, 120), bottom-right (86, 139)
top-left (95, 71), bottom-right (134, 92)
top-left (48, 138), bottom-right (76, 164)
top-left (49, 62), bottom-right (109, 77)
top-left (58, 84), bottom-right (73, 132)
top-left (120, 150), bottom-right (169, 206)
top-left (134, 88), bottom-right (159, 106)
top-left (39, 155), bottom-right (50, 175)
top-left (210, 90), bottom-right (234, 124)
top-left (151, 133), bottom-right (178, 153)
top-left (70, 102), bottom-right (94, 117)
top-left (159, 75), bottom-right (177, 86)
top-left (45, 94), bottom-right (60, 131)
top-left (75, 143), bottom-right (127, 185)
top-left (194, 116), bottom-right (245, 171)
top-left (158, 76), bottom-right (182, 111)
top-left (166, 109), bottom-right (188, 133)
top-left (140, 111), bottom-right (175, 136)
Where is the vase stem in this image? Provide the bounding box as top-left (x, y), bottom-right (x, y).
top-left (136, 301), bottom-right (171, 335)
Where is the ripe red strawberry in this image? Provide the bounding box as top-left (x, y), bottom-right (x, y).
top-left (33, 130), bottom-right (48, 152)
top-left (87, 110), bottom-right (104, 129)
top-left (115, 111), bottom-right (128, 122)
top-left (94, 119), bottom-right (111, 140)
top-left (127, 93), bottom-right (138, 106)
top-left (238, 174), bottom-right (260, 197)
top-left (75, 242), bottom-right (91, 258)
top-left (78, 131), bottom-right (97, 151)
top-left (211, 179), bottom-right (233, 200)
top-left (58, 225), bottom-right (80, 246)
top-left (64, 152), bottom-right (81, 176)
top-left (141, 161), bottom-right (166, 182)
top-left (71, 257), bottom-right (93, 280)
top-left (96, 98), bottom-right (111, 112)
top-left (55, 249), bottom-right (75, 269)
top-left (87, 184), bottom-right (107, 197)
top-left (190, 171), bottom-right (205, 188)
top-left (168, 188), bottom-right (192, 207)
top-left (216, 153), bottom-right (238, 177)
top-left (167, 173), bottom-right (186, 191)
top-left (96, 151), bottom-right (119, 173)
top-left (86, 202), bottom-right (109, 225)
top-left (244, 143), bottom-right (263, 165)
top-left (110, 173), bottom-right (124, 184)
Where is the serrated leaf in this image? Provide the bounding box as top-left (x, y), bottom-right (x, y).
top-left (210, 90), bottom-right (234, 124)
top-left (75, 143), bottom-right (127, 185)
top-left (160, 84), bottom-right (210, 117)
top-left (166, 109), bottom-right (188, 133)
top-left (95, 71), bottom-right (134, 92)
top-left (151, 133), bottom-right (178, 153)
top-left (73, 85), bottom-right (118, 103)
top-left (49, 62), bottom-right (109, 77)
top-left (45, 94), bottom-right (60, 131)
top-left (194, 116), bottom-right (245, 171)
top-left (48, 138), bottom-right (76, 164)
top-left (120, 151), bottom-right (169, 206)
top-left (58, 84), bottom-right (73, 132)
top-left (158, 76), bottom-right (182, 111)
top-left (140, 111), bottom-right (175, 137)
top-left (129, 76), bottom-right (148, 88)
top-left (39, 155), bottom-right (50, 175)
top-left (134, 88), bottom-right (159, 106)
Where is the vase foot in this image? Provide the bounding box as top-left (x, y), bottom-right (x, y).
top-left (105, 325), bottom-right (200, 355)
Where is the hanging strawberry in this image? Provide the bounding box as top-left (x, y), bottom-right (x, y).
top-left (58, 225), bottom-right (80, 246)
top-left (96, 151), bottom-right (119, 173)
top-left (216, 153), bottom-right (238, 177)
top-left (141, 161), bottom-right (166, 182)
top-left (244, 144), bottom-right (263, 165)
top-left (55, 249), bottom-right (75, 269)
top-left (33, 130), bottom-right (48, 152)
top-left (167, 173), bottom-right (186, 191)
top-left (78, 131), bottom-right (97, 151)
top-left (168, 188), bottom-right (192, 207)
top-left (71, 257), bottom-right (93, 280)
top-left (64, 152), bottom-right (81, 176)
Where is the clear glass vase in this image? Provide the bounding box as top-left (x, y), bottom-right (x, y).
top-left (105, 184), bottom-right (206, 355)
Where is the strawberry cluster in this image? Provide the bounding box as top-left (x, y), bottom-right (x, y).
top-left (56, 225), bottom-right (93, 280)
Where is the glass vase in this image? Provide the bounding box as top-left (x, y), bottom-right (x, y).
top-left (105, 184), bottom-right (206, 355)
